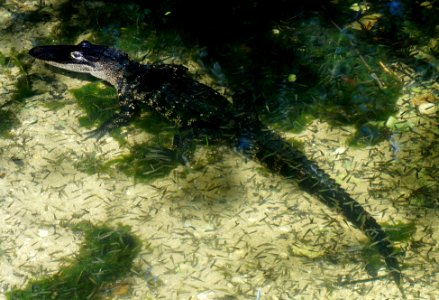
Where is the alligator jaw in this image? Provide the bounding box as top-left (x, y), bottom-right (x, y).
top-left (29, 41), bottom-right (126, 86)
top-left (29, 43), bottom-right (96, 74)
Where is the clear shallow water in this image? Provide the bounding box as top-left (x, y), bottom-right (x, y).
top-left (0, 1), bottom-right (438, 299)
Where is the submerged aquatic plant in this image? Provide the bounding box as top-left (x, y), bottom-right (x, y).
top-left (7, 223), bottom-right (141, 300)
top-left (106, 143), bottom-right (181, 182)
top-left (0, 110), bottom-right (19, 137)
top-left (362, 222), bottom-right (415, 277)
top-left (291, 18), bottom-right (402, 143)
top-left (70, 82), bottom-right (119, 128)
top-left (0, 49), bottom-right (35, 137)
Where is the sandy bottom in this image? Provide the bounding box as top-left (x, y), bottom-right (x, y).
top-left (0, 1), bottom-right (438, 299)
top-left (1, 86), bottom-right (438, 299)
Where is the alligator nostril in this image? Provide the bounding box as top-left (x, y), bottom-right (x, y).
top-left (28, 47), bottom-right (41, 57)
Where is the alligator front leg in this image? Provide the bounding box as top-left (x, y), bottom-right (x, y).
top-left (86, 96), bottom-right (139, 140)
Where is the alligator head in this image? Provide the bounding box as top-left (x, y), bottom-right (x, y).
top-left (29, 40), bottom-right (130, 86)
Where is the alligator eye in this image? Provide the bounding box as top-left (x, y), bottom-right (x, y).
top-left (70, 51), bottom-right (84, 60)
top-left (79, 41), bottom-right (91, 48)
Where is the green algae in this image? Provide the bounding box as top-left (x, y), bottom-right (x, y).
top-left (73, 132), bottom-right (181, 182)
top-left (5, 49), bottom-right (35, 104)
top-left (362, 222), bottom-right (416, 277)
top-left (13, 75), bottom-right (34, 103)
top-left (74, 152), bottom-right (110, 175)
top-left (348, 122), bottom-right (389, 147)
top-left (75, 147), bottom-right (178, 183)
top-left (70, 82), bottom-right (119, 128)
top-left (384, 222), bottom-right (417, 243)
top-left (279, 19), bottom-right (402, 145)
top-left (43, 99), bottom-right (69, 111)
top-left (52, 2), bottom-right (159, 60)
top-left (72, 134), bottom-right (180, 183)
top-left (408, 186), bottom-right (439, 208)
top-left (0, 52), bottom-right (8, 66)
top-left (106, 143), bottom-right (181, 182)
top-left (0, 110), bottom-right (19, 137)
top-left (7, 223), bottom-right (141, 300)
top-left (0, 50), bottom-right (35, 137)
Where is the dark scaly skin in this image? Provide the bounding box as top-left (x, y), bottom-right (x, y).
top-left (252, 129), bottom-right (401, 284)
top-left (29, 41), bottom-right (401, 285)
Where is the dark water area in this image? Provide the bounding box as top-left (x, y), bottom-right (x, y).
top-left (0, 0), bottom-right (438, 299)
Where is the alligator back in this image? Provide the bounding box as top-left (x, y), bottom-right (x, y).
top-left (126, 63), bottom-right (234, 128)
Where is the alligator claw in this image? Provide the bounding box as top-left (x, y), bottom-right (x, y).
top-left (83, 127), bottom-right (108, 141)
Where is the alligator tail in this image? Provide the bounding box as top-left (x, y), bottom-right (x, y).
top-left (251, 127), bottom-right (401, 285)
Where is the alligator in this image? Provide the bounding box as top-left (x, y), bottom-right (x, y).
top-left (29, 40), bottom-right (402, 285)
